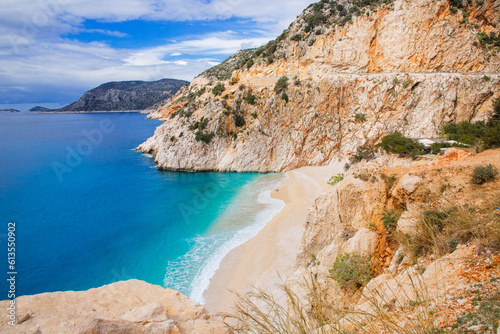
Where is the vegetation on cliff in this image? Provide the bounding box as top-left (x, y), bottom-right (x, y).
top-left (226, 147), bottom-right (500, 333)
top-left (441, 96), bottom-right (500, 151)
top-left (140, 0), bottom-right (499, 171)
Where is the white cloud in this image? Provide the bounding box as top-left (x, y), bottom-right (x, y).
top-left (0, 0), bottom-right (313, 40)
top-left (0, 29), bottom-right (268, 103)
top-left (0, 0), bottom-right (314, 104)
top-left (79, 29), bottom-right (130, 38)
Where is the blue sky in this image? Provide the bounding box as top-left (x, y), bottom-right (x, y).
top-left (0, 0), bottom-right (313, 110)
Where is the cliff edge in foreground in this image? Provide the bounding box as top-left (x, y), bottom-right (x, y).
top-left (139, 0), bottom-right (500, 172)
top-left (0, 280), bottom-right (227, 334)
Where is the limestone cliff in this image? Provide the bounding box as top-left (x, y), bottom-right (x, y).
top-left (139, 0), bottom-right (500, 172)
top-left (287, 147), bottom-right (500, 331)
top-left (0, 280), bottom-right (227, 334)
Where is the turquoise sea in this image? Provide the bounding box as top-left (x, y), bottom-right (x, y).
top-left (0, 112), bottom-right (283, 303)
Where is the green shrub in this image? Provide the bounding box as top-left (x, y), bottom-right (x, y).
top-left (350, 145), bottom-right (376, 163)
top-left (306, 13), bottom-right (327, 29)
top-left (354, 112), bottom-right (367, 123)
top-left (379, 132), bottom-right (425, 158)
top-left (195, 131), bottom-right (215, 144)
top-left (196, 87), bottom-right (206, 96)
top-left (382, 210), bottom-right (401, 232)
top-left (327, 173), bottom-right (344, 185)
top-left (243, 92), bottom-right (256, 105)
top-left (490, 96), bottom-right (500, 125)
top-left (442, 97), bottom-right (500, 150)
top-left (471, 164), bottom-right (498, 185)
top-left (442, 121), bottom-right (486, 146)
top-left (234, 113), bottom-right (246, 127)
top-left (245, 59), bottom-right (254, 69)
top-left (212, 82), bottom-right (225, 96)
top-left (274, 76), bottom-right (289, 93)
top-left (329, 253), bottom-right (372, 290)
top-left (229, 76), bottom-right (239, 85)
top-left (312, 2), bottom-right (323, 12)
top-left (281, 92), bottom-right (289, 103)
top-left (423, 210), bottom-right (449, 231)
top-left (291, 34), bottom-right (302, 42)
top-left (188, 117), bottom-right (208, 131)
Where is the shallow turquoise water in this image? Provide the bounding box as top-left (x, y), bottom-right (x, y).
top-left (0, 113), bottom-right (282, 300)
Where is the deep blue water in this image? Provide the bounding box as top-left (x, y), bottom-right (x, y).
top-left (0, 112), bottom-right (272, 299)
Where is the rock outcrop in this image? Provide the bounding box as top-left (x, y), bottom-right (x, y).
top-left (57, 79), bottom-right (189, 112)
top-left (139, 0), bottom-right (500, 172)
top-left (287, 147), bottom-right (500, 329)
top-left (0, 280), bottom-right (227, 334)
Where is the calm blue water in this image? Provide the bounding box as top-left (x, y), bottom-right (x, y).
top-left (0, 112), bottom-right (282, 301)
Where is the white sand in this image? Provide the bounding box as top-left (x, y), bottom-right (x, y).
top-left (204, 163), bottom-right (344, 314)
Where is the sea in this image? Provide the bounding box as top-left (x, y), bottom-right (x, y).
top-left (0, 112), bottom-right (284, 304)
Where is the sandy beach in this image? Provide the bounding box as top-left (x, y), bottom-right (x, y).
top-left (204, 163), bottom-right (343, 315)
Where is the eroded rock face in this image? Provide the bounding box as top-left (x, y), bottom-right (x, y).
top-left (289, 148), bottom-right (500, 325)
top-left (0, 280), bottom-right (227, 334)
top-left (139, 0), bottom-right (500, 172)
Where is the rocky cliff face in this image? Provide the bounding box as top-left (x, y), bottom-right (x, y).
top-left (0, 280), bottom-right (227, 334)
top-left (58, 79), bottom-right (188, 112)
top-left (287, 147), bottom-right (500, 329)
top-left (139, 0), bottom-right (500, 172)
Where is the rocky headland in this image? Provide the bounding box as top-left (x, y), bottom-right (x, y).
top-left (55, 79), bottom-right (189, 113)
top-left (138, 0), bottom-right (500, 172)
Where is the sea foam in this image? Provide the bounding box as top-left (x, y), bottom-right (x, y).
top-left (163, 173), bottom-right (286, 304)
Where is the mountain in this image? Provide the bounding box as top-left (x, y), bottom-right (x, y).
top-left (0, 108), bottom-right (20, 112)
top-left (139, 0), bottom-right (500, 172)
top-left (28, 106), bottom-right (50, 112)
top-left (57, 79), bottom-right (189, 112)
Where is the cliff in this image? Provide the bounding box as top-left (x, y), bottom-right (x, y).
top-left (223, 148), bottom-right (500, 332)
top-left (0, 280), bottom-right (227, 334)
top-left (138, 0), bottom-right (500, 172)
top-left (57, 79), bottom-right (188, 112)
top-left (282, 147), bottom-right (500, 332)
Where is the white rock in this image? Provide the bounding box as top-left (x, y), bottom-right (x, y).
top-left (401, 176), bottom-right (422, 194)
top-left (345, 228), bottom-right (378, 256)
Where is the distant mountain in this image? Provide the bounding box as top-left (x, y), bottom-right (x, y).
top-left (28, 106), bottom-right (50, 112)
top-left (0, 108), bottom-right (20, 112)
top-left (56, 79), bottom-right (189, 112)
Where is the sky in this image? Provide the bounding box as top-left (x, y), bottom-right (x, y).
top-left (0, 0), bottom-right (314, 110)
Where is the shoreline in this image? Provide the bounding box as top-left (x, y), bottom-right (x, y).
top-left (204, 163), bottom-right (343, 315)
